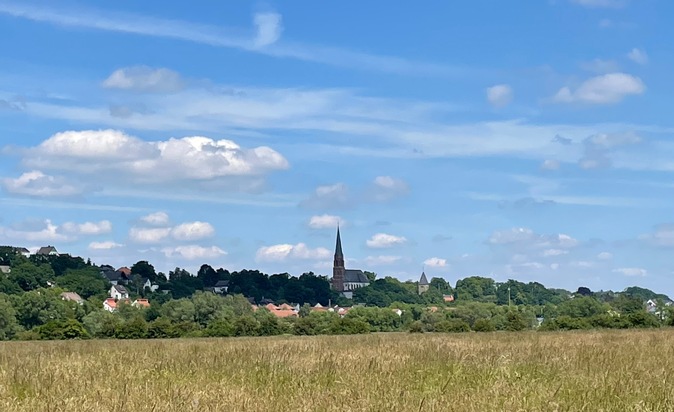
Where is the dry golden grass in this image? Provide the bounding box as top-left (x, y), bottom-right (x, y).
top-left (1, 329), bottom-right (673, 411)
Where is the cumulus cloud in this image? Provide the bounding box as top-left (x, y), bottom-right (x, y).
top-left (253, 12), bottom-right (283, 48)
top-left (300, 183), bottom-right (351, 209)
top-left (171, 221), bottom-right (215, 241)
top-left (488, 228), bottom-right (579, 250)
top-left (256, 243), bottom-right (331, 262)
top-left (22, 130), bottom-right (289, 185)
top-left (580, 58), bottom-right (620, 74)
top-left (129, 220), bottom-right (215, 243)
top-left (129, 227), bottom-right (172, 244)
top-left (89, 241), bottom-right (124, 250)
top-left (308, 214), bottom-right (342, 229)
top-left (141, 212), bottom-right (170, 226)
top-left (0, 219), bottom-right (70, 242)
top-left (1, 171), bottom-right (83, 197)
top-left (369, 176), bottom-right (409, 202)
top-left (579, 131), bottom-right (641, 169)
top-left (103, 66), bottom-right (184, 93)
top-left (424, 257), bottom-right (447, 268)
top-left (597, 252), bottom-right (613, 260)
top-left (60, 220), bottom-right (112, 235)
top-left (161, 245), bottom-right (227, 260)
top-left (541, 159), bottom-right (561, 170)
top-left (553, 73), bottom-right (645, 104)
top-left (486, 84), bottom-right (513, 108)
top-left (639, 224), bottom-right (674, 248)
top-left (366, 233), bottom-right (407, 248)
top-left (627, 48), bottom-right (649, 65)
top-left (613, 267), bottom-right (647, 277)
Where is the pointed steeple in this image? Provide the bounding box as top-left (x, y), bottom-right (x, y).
top-left (419, 271), bottom-right (429, 286)
top-left (334, 225), bottom-right (343, 259)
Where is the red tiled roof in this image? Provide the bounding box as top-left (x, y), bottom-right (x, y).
top-left (117, 267), bottom-right (131, 276)
top-left (133, 299), bottom-right (151, 308)
top-left (271, 310), bottom-right (298, 318)
top-left (265, 303), bottom-right (279, 311)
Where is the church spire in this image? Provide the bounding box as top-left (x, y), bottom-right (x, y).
top-left (335, 224), bottom-right (343, 259)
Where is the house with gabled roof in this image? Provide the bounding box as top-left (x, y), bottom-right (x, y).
top-left (213, 280), bottom-right (229, 294)
top-left (330, 227), bottom-right (370, 299)
top-left (36, 246), bottom-right (59, 256)
top-left (110, 285), bottom-right (129, 300)
top-left (60, 291), bottom-right (84, 305)
top-left (103, 297), bottom-right (130, 312)
top-left (132, 299), bottom-right (151, 308)
top-left (13, 247), bottom-right (31, 257)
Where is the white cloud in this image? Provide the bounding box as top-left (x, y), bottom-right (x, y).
top-left (89, 241), bottom-right (124, 250)
top-left (369, 176), bottom-right (409, 202)
top-left (129, 227), bottom-right (172, 243)
top-left (486, 84), bottom-right (513, 108)
top-left (553, 73), bottom-right (645, 104)
top-left (597, 252), bottom-right (613, 260)
top-left (424, 257), bottom-right (447, 268)
top-left (129, 220), bottom-right (215, 243)
top-left (60, 220), bottom-right (112, 235)
top-left (308, 214), bottom-right (341, 229)
top-left (256, 243), bottom-right (331, 262)
top-left (570, 0), bottom-right (626, 8)
top-left (627, 48), bottom-right (649, 65)
top-left (613, 267), bottom-right (647, 277)
top-left (579, 132), bottom-right (641, 170)
top-left (0, 219), bottom-right (70, 243)
top-left (542, 249), bottom-right (568, 257)
top-left (171, 221), bottom-right (215, 241)
top-left (488, 228), bottom-right (579, 250)
top-left (1, 171), bottom-right (83, 197)
top-left (23, 130), bottom-right (289, 184)
top-left (253, 12), bottom-right (282, 48)
top-left (103, 66), bottom-right (184, 93)
top-left (639, 224), bottom-right (674, 248)
top-left (366, 233), bottom-right (407, 248)
top-left (365, 255), bottom-right (402, 266)
top-left (161, 245), bottom-right (227, 260)
top-left (541, 159), bottom-right (560, 170)
top-left (141, 212), bottom-right (170, 226)
top-left (301, 183), bottom-right (350, 209)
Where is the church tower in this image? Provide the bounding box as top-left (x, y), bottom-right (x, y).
top-left (418, 271), bottom-right (430, 295)
top-left (332, 226), bottom-right (345, 292)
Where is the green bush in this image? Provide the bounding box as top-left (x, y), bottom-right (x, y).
top-left (408, 320), bottom-right (425, 333)
top-left (473, 318), bottom-right (496, 332)
top-left (435, 319), bottom-right (471, 333)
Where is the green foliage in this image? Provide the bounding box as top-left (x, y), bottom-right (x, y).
top-left (0, 294), bottom-right (21, 339)
top-left (623, 286), bottom-right (670, 303)
top-left (473, 318), bottom-right (496, 332)
top-left (35, 319), bottom-right (89, 340)
top-left (557, 296), bottom-right (607, 318)
top-left (435, 319), bottom-right (471, 333)
top-left (455, 276), bottom-right (496, 302)
top-left (627, 312), bottom-right (661, 328)
top-left (8, 262), bottom-right (54, 291)
top-left (408, 320), bottom-right (425, 333)
top-left (147, 317), bottom-right (180, 339)
top-left (57, 268), bottom-right (108, 299)
top-left (504, 310), bottom-right (528, 332)
top-left (329, 317), bottom-right (370, 335)
top-left (115, 317), bottom-right (148, 339)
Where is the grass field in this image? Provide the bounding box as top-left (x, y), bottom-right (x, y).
top-left (1, 330), bottom-right (673, 411)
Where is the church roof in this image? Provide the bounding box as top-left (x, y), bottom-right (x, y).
top-left (335, 226), bottom-right (343, 258)
top-left (419, 271), bottom-right (429, 285)
top-left (344, 269), bottom-right (369, 284)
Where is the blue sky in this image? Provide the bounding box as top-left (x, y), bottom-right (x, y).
top-left (1, 0), bottom-right (673, 294)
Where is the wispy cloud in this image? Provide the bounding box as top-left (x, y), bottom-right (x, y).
top-left (0, 2), bottom-right (463, 77)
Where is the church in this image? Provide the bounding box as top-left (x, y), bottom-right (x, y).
top-left (331, 227), bottom-right (370, 299)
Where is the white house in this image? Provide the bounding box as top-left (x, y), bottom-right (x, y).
top-left (110, 285), bottom-right (129, 300)
top-left (103, 297), bottom-right (129, 312)
top-left (142, 278), bottom-right (159, 293)
top-left (213, 280), bottom-right (229, 294)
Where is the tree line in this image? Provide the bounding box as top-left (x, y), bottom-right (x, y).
top-left (0, 247), bottom-right (671, 340)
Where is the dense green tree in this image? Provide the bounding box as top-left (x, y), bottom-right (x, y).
top-left (557, 296), bottom-right (607, 318)
top-left (8, 262), bottom-right (55, 291)
top-left (473, 318), bottom-right (496, 332)
top-left (455, 276), bottom-right (496, 302)
top-left (36, 319), bottom-right (89, 340)
top-left (131, 261), bottom-right (158, 282)
top-left (160, 298), bottom-right (196, 323)
top-left (191, 291), bottom-right (226, 326)
top-left (0, 294), bottom-right (21, 339)
top-left (57, 267), bottom-right (108, 299)
top-left (197, 264), bottom-right (220, 288)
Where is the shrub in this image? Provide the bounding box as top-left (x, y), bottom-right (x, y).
top-left (408, 320), bottom-right (424, 333)
top-left (435, 319), bottom-right (470, 333)
top-left (473, 318), bottom-right (496, 332)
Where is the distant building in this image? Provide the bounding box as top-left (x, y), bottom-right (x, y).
top-left (110, 285), bottom-right (129, 300)
top-left (0, 265), bottom-right (10, 275)
top-left (330, 227), bottom-right (370, 299)
top-left (36, 246), bottom-right (59, 256)
top-left (443, 294), bottom-right (455, 303)
top-left (60, 292), bottom-right (84, 305)
top-left (103, 297), bottom-right (129, 312)
top-left (418, 271), bottom-right (430, 295)
top-left (13, 247), bottom-right (31, 257)
top-left (132, 299), bottom-right (151, 309)
top-left (213, 280), bottom-right (229, 294)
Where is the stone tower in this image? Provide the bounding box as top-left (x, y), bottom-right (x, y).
top-left (418, 271), bottom-right (430, 295)
top-left (332, 226), bottom-right (345, 292)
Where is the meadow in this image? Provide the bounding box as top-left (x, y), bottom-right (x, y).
top-left (0, 330), bottom-right (673, 411)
